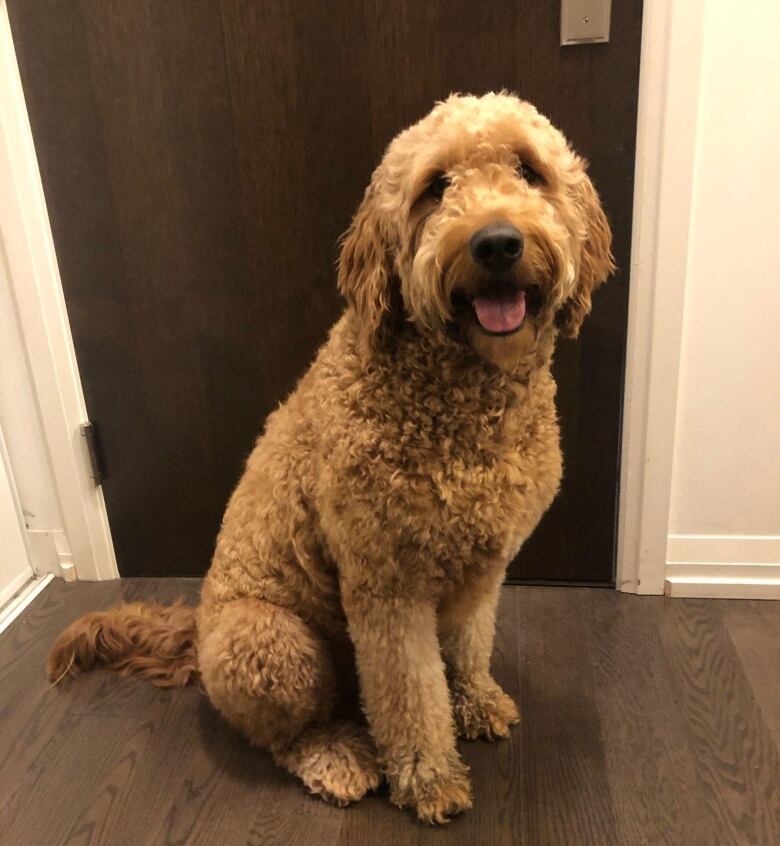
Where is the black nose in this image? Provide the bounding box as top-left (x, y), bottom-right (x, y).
top-left (469, 223), bottom-right (524, 272)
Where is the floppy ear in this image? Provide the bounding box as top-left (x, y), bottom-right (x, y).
top-left (337, 179), bottom-right (397, 349)
top-left (556, 171), bottom-right (615, 338)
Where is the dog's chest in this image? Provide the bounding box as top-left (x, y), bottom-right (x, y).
top-left (425, 406), bottom-right (559, 570)
top-left (347, 372), bottom-right (562, 578)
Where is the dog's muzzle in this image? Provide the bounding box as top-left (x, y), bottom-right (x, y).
top-left (467, 222), bottom-right (526, 335)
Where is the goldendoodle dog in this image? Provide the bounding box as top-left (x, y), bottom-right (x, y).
top-left (48, 92), bottom-right (613, 824)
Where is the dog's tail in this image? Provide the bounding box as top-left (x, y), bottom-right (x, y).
top-left (47, 600), bottom-right (199, 688)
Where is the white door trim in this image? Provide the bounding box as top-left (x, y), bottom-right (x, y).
top-left (0, 573), bottom-right (55, 635)
top-left (615, 0), bottom-right (707, 595)
top-left (0, 422), bottom-right (34, 606)
top-left (0, 3), bottom-right (118, 581)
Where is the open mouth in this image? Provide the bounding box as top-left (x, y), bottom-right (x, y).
top-left (471, 286), bottom-right (527, 335)
top-left (450, 280), bottom-right (544, 337)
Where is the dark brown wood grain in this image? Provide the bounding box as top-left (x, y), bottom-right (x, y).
top-left (587, 592), bottom-right (722, 846)
top-left (6, 0), bottom-right (643, 583)
top-left (0, 580), bottom-right (126, 808)
top-left (724, 602), bottom-right (780, 749)
top-left (2, 580), bottom-right (780, 844)
top-left (245, 772), bottom-right (346, 846)
top-left (516, 587), bottom-right (620, 845)
top-left (660, 599), bottom-right (780, 844)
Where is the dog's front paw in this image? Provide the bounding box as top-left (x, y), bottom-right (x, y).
top-left (451, 679), bottom-right (520, 741)
top-left (390, 757), bottom-right (473, 824)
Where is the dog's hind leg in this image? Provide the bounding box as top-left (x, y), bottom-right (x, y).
top-left (198, 598), bottom-right (333, 748)
top-left (198, 598), bottom-right (380, 805)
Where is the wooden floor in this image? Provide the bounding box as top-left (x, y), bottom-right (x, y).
top-left (1, 579), bottom-right (779, 845)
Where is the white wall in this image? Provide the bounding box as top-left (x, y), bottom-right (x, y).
top-left (667, 0), bottom-right (780, 591)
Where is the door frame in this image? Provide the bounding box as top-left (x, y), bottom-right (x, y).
top-left (0, 421), bottom-right (34, 605)
top-left (0, 3), bottom-right (118, 582)
top-left (0, 416), bottom-right (55, 634)
top-left (1, 0), bottom-right (700, 592)
top-left (615, 0), bottom-right (706, 595)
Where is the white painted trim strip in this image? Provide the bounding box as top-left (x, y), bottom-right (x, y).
top-left (665, 534), bottom-right (780, 600)
top-left (665, 577), bottom-right (780, 601)
top-left (0, 568), bottom-right (33, 611)
top-left (0, 419), bottom-right (35, 590)
top-left (0, 573), bottom-right (54, 635)
top-left (617, 0), bottom-right (707, 594)
top-left (667, 562), bottom-right (780, 582)
top-left (668, 534), bottom-right (780, 565)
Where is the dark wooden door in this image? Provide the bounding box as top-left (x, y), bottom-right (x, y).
top-left (8, 1), bottom-right (642, 584)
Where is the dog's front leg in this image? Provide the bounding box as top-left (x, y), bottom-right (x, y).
top-left (438, 567), bottom-right (520, 741)
top-left (341, 587), bottom-right (472, 824)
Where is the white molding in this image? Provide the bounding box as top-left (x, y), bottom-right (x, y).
top-left (0, 418), bottom-right (35, 591)
top-left (665, 533), bottom-right (780, 600)
top-left (665, 535), bottom-right (780, 599)
top-left (0, 4), bottom-right (118, 581)
top-left (0, 573), bottom-right (54, 634)
top-left (0, 568), bottom-right (32, 611)
top-left (616, 0), bottom-right (707, 594)
top-left (665, 577), bottom-right (780, 601)
top-left (668, 563), bottom-right (780, 581)
top-left (25, 528), bottom-right (72, 577)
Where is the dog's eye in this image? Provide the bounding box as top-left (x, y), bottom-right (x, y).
top-left (427, 173), bottom-right (451, 201)
top-left (518, 163), bottom-right (543, 186)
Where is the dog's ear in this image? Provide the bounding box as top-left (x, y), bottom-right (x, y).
top-left (556, 170), bottom-right (615, 338)
top-left (338, 177), bottom-right (397, 349)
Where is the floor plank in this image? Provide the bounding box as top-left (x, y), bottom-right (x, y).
top-left (1, 579), bottom-right (779, 845)
top-left (587, 592), bottom-right (721, 846)
top-left (517, 587), bottom-right (620, 845)
top-left (724, 602), bottom-right (780, 748)
top-left (1, 714), bottom-right (144, 846)
top-left (0, 580), bottom-right (126, 810)
top-left (660, 598), bottom-right (780, 844)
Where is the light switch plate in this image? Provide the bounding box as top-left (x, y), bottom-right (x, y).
top-left (561, 0), bottom-right (611, 46)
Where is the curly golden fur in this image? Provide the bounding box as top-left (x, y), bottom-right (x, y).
top-left (47, 93), bottom-right (613, 824)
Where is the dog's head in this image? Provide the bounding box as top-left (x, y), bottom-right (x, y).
top-left (338, 93), bottom-right (614, 368)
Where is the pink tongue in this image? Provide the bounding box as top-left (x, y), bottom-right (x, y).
top-left (473, 289), bottom-right (526, 333)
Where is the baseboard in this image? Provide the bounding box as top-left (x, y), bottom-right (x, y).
top-left (0, 573), bottom-right (54, 635)
top-left (666, 534), bottom-right (780, 599)
top-left (0, 569), bottom-right (34, 610)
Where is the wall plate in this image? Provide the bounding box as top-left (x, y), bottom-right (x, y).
top-left (561, 0), bottom-right (611, 46)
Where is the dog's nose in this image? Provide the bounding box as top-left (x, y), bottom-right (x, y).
top-left (469, 223), bottom-right (524, 272)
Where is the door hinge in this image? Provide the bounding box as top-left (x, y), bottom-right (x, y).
top-left (79, 422), bottom-right (106, 485)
